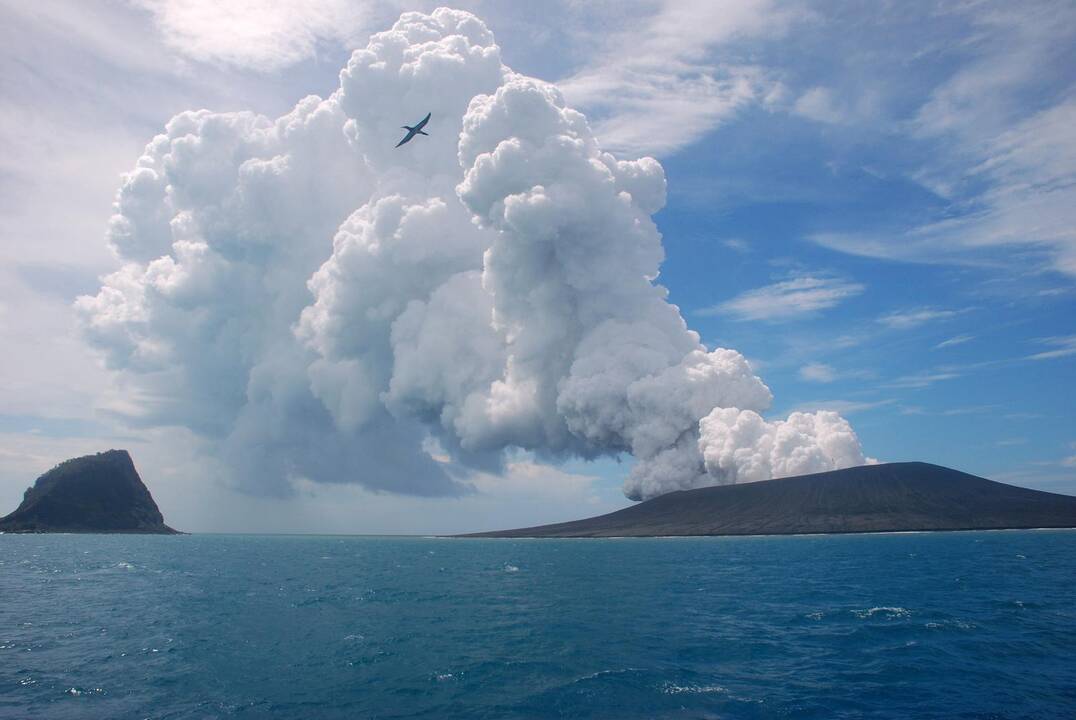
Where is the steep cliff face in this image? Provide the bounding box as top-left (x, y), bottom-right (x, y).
top-left (0, 450), bottom-right (178, 534)
top-left (465, 462), bottom-right (1076, 537)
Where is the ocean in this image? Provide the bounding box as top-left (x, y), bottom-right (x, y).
top-left (1, 531), bottom-right (1073, 719)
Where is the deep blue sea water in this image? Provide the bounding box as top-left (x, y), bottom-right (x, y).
top-left (1, 531), bottom-right (1074, 719)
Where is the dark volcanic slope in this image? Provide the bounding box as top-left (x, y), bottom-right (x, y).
top-left (0, 450), bottom-right (178, 534)
top-left (466, 462), bottom-right (1076, 538)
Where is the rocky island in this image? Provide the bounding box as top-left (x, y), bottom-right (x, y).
top-left (0, 449), bottom-right (178, 534)
top-left (465, 462), bottom-right (1076, 538)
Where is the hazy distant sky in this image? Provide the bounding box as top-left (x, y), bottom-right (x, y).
top-left (1, 0), bottom-right (1073, 533)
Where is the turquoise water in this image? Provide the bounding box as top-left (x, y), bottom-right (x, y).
top-left (1, 531), bottom-right (1073, 719)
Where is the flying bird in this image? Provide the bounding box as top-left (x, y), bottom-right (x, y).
top-left (396, 112), bottom-right (431, 148)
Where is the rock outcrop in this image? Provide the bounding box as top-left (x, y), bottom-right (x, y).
top-left (0, 450), bottom-right (178, 534)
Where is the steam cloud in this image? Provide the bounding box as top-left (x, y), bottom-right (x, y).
top-left (77, 9), bottom-right (867, 500)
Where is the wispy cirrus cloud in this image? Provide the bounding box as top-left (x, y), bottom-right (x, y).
top-left (799, 362), bottom-right (837, 383)
top-left (901, 404), bottom-right (998, 417)
top-left (807, 4), bottom-right (1076, 278)
top-left (1027, 335), bottom-right (1076, 361)
top-left (129, 0), bottom-right (375, 71)
top-left (558, 0), bottom-right (797, 156)
top-left (1052, 442), bottom-right (1076, 469)
top-left (936, 334), bottom-right (975, 349)
top-left (723, 238), bottom-right (751, 253)
top-left (699, 275), bottom-right (864, 322)
top-left (792, 85), bottom-right (880, 126)
top-left (790, 398), bottom-right (894, 415)
top-left (797, 363), bottom-right (874, 384)
top-left (877, 307), bottom-right (969, 330)
top-left (792, 86), bottom-right (843, 124)
top-left (885, 371), bottom-right (961, 389)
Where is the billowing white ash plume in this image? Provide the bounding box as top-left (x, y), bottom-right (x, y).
top-left (77, 9), bottom-right (867, 500)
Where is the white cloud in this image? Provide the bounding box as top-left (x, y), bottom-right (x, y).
top-left (799, 362), bottom-right (836, 383)
top-left (793, 86), bottom-right (842, 124)
top-left (940, 405), bottom-right (997, 417)
top-left (936, 334), bottom-right (974, 349)
top-left (885, 371), bottom-right (961, 389)
top-left (912, 4), bottom-right (1070, 139)
top-left (791, 399), bottom-right (894, 415)
top-left (75, 9), bottom-right (867, 503)
top-left (930, 98), bottom-right (1076, 277)
top-left (557, 0), bottom-right (796, 156)
top-left (700, 275), bottom-right (864, 322)
top-left (696, 408), bottom-right (867, 488)
top-left (809, 6), bottom-right (1076, 277)
top-left (1027, 335), bottom-right (1076, 361)
top-left (1004, 412), bottom-right (1043, 420)
top-left (806, 232), bottom-right (942, 265)
top-left (129, 0), bottom-right (374, 71)
top-left (793, 84), bottom-right (882, 126)
top-left (877, 307), bottom-right (966, 329)
top-left (468, 459), bottom-right (604, 506)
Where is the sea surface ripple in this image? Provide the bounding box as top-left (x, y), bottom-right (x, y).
top-left (1, 530), bottom-right (1074, 719)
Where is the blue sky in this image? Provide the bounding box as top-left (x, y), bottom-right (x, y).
top-left (656, 110), bottom-right (1076, 489)
top-left (0, 0), bottom-right (1072, 532)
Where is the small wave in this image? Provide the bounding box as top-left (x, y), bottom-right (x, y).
top-left (65, 687), bottom-right (104, 697)
top-left (925, 619), bottom-right (975, 630)
top-left (115, 562), bottom-right (134, 570)
top-left (663, 682), bottom-right (727, 695)
top-left (575, 667), bottom-right (644, 683)
top-left (503, 564), bottom-right (520, 573)
top-left (852, 606), bottom-right (910, 619)
top-left (806, 611), bottom-right (824, 621)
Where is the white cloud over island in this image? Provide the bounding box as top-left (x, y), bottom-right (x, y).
top-left (75, 9), bottom-right (867, 501)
